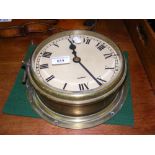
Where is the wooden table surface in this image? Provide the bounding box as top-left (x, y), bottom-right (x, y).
top-left (0, 19), bottom-right (155, 135)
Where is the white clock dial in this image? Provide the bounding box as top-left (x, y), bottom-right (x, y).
top-left (34, 35), bottom-right (122, 92)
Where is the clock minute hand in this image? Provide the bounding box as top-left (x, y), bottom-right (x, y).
top-left (78, 61), bottom-right (102, 86)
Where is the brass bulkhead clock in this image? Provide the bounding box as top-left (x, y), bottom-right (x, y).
top-left (26, 30), bottom-right (127, 129)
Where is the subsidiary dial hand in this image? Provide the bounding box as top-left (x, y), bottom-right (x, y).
top-left (68, 39), bottom-right (102, 86)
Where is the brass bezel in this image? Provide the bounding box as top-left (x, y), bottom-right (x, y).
top-left (28, 30), bottom-right (126, 105)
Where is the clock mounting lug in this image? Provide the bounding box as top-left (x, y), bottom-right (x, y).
top-left (21, 59), bottom-right (31, 85)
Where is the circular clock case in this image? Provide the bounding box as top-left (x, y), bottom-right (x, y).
top-left (26, 30), bottom-right (128, 129)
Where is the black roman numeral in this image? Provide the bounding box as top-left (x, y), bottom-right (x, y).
top-left (104, 53), bottom-right (113, 59)
top-left (63, 83), bottom-right (67, 90)
top-left (96, 42), bottom-right (100, 46)
top-left (42, 52), bottom-right (52, 58)
top-left (105, 66), bottom-right (115, 69)
top-left (40, 64), bottom-right (48, 69)
top-left (96, 44), bottom-right (105, 51)
top-left (46, 75), bottom-right (55, 82)
top-left (79, 83), bottom-right (89, 91)
top-left (83, 38), bottom-right (91, 44)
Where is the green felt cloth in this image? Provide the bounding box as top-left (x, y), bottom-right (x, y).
top-left (2, 44), bottom-right (134, 126)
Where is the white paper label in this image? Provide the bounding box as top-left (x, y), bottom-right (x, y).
top-left (52, 56), bottom-right (70, 65)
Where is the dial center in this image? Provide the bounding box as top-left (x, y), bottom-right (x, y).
top-left (73, 56), bottom-right (81, 63)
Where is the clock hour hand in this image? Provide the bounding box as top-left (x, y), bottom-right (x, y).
top-left (68, 39), bottom-right (77, 57)
top-left (68, 39), bottom-right (76, 49)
